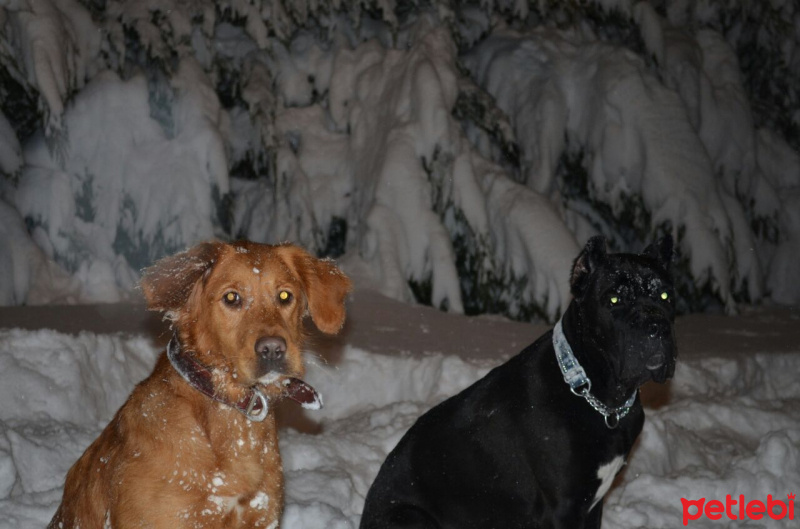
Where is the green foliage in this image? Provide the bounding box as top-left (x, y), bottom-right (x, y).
top-left (215, 60), bottom-right (244, 109)
top-left (75, 171), bottom-right (97, 223)
top-left (212, 184), bottom-right (234, 236)
top-left (662, 223), bottom-right (727, 314)
top-left (448, 207), bottom-right (550, 321)
top-left (508, 0), bottom-right (651, 64)
top-left (0, 42), bottom-right (41, 177)
top-left (230, 152), bottom-right (273, 181)
top-left (0, 65), bottom-right (40, 147)
top-left (557, 145), bottom-right (651, 250)
top-left (408, 274), bottom-right (432, 306)
top-left (452, 77), bottom-right (521, 179)
top-left (421, 144), bottom-right (550, 321)
top-left (112, 193), bottom-right (189, 272)
top-left (320, 216), bottom-right (348, 258)
top-left (146, 70), bottom-right (176, 138)
top-left (556, 146), bottom-right (728, 314)
top-left (749, 213), bottom-right (780, 246)
top-left (739, 185), bottom-right (781, 246)
top-left (668, 1), bottom-right (800, 151)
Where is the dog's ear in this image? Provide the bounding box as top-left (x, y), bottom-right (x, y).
top-left (284, 246), bottom-right (352, 334)
top-left (642, 235), bottom-right (673, 270)
top-left (570, 236), bottom-right (607, 298)
top-left (141, 241), bottom-right (225, 317)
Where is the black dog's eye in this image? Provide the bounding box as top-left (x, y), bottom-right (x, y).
top-left (610, 295), bottom-right (620, 305)
top-left (222, 291), bottom-right (241, 306)
top-left (278, 290), bottom-right (293, 304)
top-left (660, 291), bottom-right (669, 301)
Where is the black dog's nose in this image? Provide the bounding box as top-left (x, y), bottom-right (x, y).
top-left (255, 336), bottom-right (287, 361)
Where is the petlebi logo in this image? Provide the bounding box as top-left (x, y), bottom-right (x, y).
top-left (681, 493), bottom-right (795, 526)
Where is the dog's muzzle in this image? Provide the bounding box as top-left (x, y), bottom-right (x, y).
top-left (637, 318), bottom-right (676, 382)
top-left (646, 352), bottom-right (665, 370)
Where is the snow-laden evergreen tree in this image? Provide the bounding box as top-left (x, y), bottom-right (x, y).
top-left (0, 0), bottom-right (798, 317)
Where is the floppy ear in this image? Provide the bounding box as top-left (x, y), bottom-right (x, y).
top-left (141, 241), bottom-right (225, 317)
top-left (642, 235), bottom-right (673, 270)
top-left (285, 246), bottom-right (352, 334)
top-left (570, 236), bottom-right (607, 299)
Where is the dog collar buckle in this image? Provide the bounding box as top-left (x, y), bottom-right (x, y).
top-left (244, 388), bottom-right (269, 422)
top-left (569, 379), bottom-right (591, 397)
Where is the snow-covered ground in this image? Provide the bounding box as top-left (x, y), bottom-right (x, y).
top-left (0, 292), bottom-right (797, 528)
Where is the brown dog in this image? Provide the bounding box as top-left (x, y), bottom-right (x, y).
top-left (49, 241), bottom-right (351, 529)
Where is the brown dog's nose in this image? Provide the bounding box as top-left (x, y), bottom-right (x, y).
top-left (255, 336), bottom-right (287, 361)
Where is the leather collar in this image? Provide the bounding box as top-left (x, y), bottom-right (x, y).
top-left (167, 333), bottom-right (322, 422)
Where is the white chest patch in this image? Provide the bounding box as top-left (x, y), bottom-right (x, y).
top-left (590, 455), bottom-right (625, 511)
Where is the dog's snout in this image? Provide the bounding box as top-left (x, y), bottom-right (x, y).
top-left (646, 352), bottom-right (665, 370)
top-left (644, 317), bottom-right (671, 338)
top-left (255, 336), bottom-right (287, 361)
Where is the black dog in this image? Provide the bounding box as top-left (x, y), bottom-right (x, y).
top-left (360, 236), bottom-right (677, 529)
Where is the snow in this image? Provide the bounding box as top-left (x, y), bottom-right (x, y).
top-left (7, 67), bottom-right (228, 302)
top-left (0, 303), bottom-right (798, 528)
top-left (319, 23), bottom-right (578, 316)
top-left (0, 199), bottom-right (80, 306)
top-left (463, 27), bottom-right (740, 310)
top-left (2, 0), bottom-right (101, 133)
top-left (1, 2), bottom-right (799, 313)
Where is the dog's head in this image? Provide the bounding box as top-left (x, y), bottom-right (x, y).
top-left (570, 235), bottom-right (677, 386)
top-left (141, 241), bottom-right (351, 393)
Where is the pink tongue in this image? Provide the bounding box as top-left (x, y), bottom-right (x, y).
top-left (282, 377), bottom-right (323, 410)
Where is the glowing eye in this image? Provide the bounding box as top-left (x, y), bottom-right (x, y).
top-left (610, 296), bottom-right (619, 305)
top-left (279, 290), bottom-right (292, 303)
top-left (661, 292), bottom-right (669, 300)
top-left (223, 292), bottom-right (241, 305)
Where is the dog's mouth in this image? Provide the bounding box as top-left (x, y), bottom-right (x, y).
top-left (645, 351), bottom-right (677, 384)
top-left (645, 353), bottom-right (665, 370)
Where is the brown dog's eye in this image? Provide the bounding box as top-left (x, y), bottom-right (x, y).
top-left (278, 290), bottom-right (293, 304)
top-left (223, 291), bottom-right (241, 306)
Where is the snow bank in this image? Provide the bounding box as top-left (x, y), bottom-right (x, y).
top-left (0, 329), bottom-right (160, 526)
top-left (0, 327), bottom-right (797, 527)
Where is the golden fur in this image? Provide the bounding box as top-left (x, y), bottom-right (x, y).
top-left (49, 241), bottom-right (351, 528)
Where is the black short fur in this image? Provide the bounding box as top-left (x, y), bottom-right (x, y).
top-left (360, 236), bottom-right (677, 529)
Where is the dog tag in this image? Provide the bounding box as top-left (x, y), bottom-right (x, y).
top-left (282, 378), bottom-right (324, 410)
